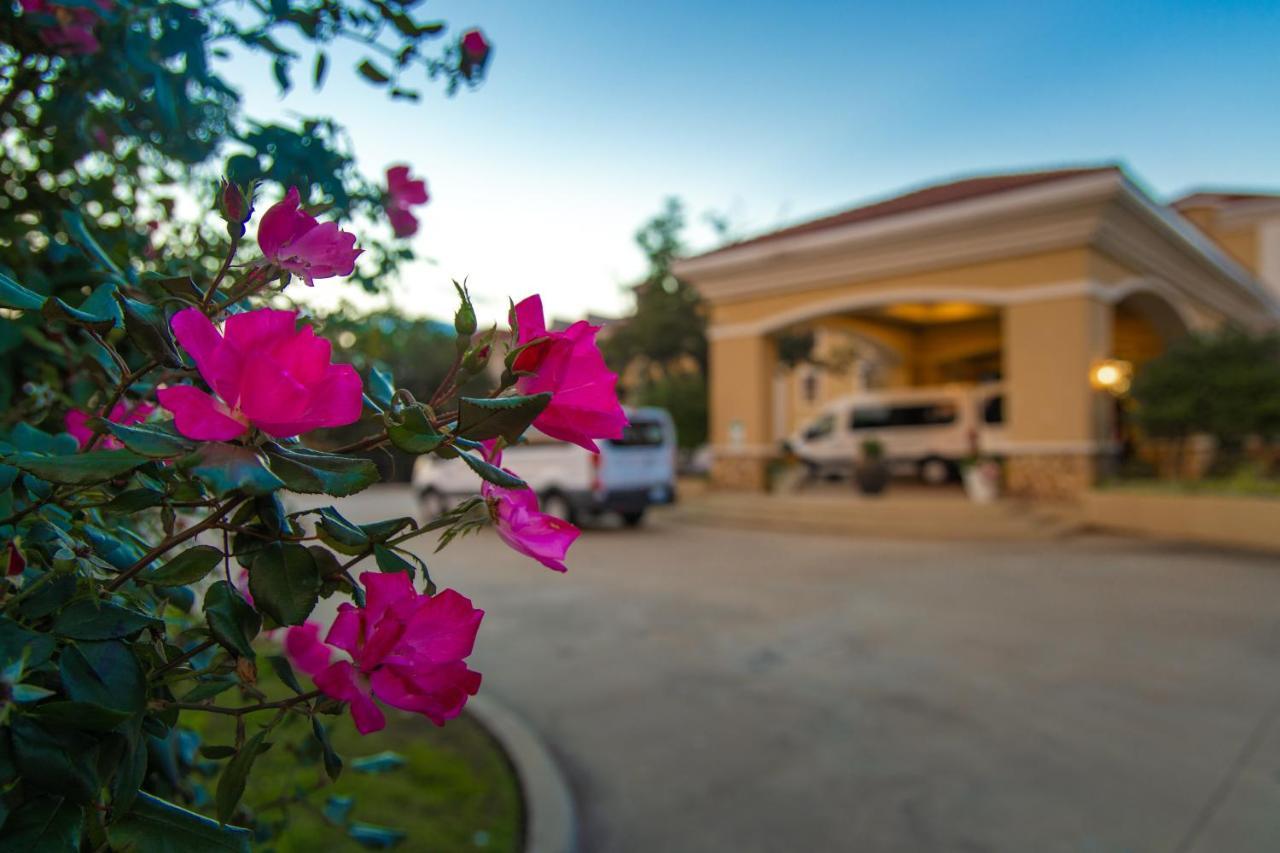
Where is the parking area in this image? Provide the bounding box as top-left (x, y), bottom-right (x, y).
top-left (323, 487), bottom-right (1280, 852)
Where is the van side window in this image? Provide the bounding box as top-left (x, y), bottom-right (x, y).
top-left (851, 403), bottom-right (957, 429)
top-left (982, 395), bottom-right (1004, 425)
top-left (850, 406), bottom-right (890, 430)
top-left (804, 414), bottom-right (835, 440)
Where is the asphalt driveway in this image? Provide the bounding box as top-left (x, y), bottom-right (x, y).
top-left (322, 487), bottom-right (1280, 853)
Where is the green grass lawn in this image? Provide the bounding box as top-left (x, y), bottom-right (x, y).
top-left (189, 669), bottom-right (523, 852)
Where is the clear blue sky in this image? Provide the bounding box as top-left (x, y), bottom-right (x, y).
top-left (228, 0), bottom-right (1280, 322)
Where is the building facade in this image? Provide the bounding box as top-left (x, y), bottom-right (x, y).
top-left (673, 166), bottom-right (1280, 498)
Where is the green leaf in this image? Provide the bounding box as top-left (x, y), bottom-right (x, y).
top-left (53, 600), bottom-right (161, 640)
top-left (0, 614), bottom-right (55, 669)
top-left (373, 544), bottom-right (414, 577)
top-left (203, 581), bottom-right (261, 659)
top-left (10, 717), bottom-right (100, 803)
top-left (312, 718), bottom-right (343, 781)
top-left (368, 365), bottom-right (395, 409)
top-left (63, 209), bottom-right (124, 276)
top-left (264, 444), bottom-right (379, 497)
top-left (266, 654), bottom-right (303, 694)
top-left (144, 545), bottom-right (222, 587)
top-left (313, 51), bottom-right (329, 89)
top-left (182, 443), bottom-right (284, 496)
top-left (110, 791), bottom-right (252, 852)
top-left (386, 405), bottom-right (444, 454)
top-left (248, 543), bottom-right (321, 626)
top-left (120, 296), bottom-right (182, 367)
top-left (103, 419), bottom-right (193, 458)
top-left (60, 640), bottom-right (146, 713)
top-left (102, 488), bottom-right (167, 513)
top-left (30, 700), bottom-right (133, 731)
top-left (7, 422), bottom-right (78, 454)
top-left (42, 282), bottom-right (123, 332)
top-left (456, 393), bottom-right (552, 443)
top-left (459, 451), bottom-right (527, 489)
top-left (0, 271), bottom-right (46, 311)
top-left (180, 678), bottom-right (237, 702)
top-left (0, 796), bottom-right (83, 849)
top-left (110, 727), bottom-right (149, 814)
top-left (5, 448), bottom-right (150, 484)
top-left (316, 507), bottom-right (370, 555)
top-left (361, 516), bottom-right (415, 542)
top-left (357, 59), bottom-right (391, 84)
top-left (216, 730), bottom-right (268, 825)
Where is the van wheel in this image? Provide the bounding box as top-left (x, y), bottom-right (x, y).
top-left (418, 488), bottom-right (447, 521)
top-left (540, 492), bottom-right (577, 525)
top-left (918, 457), bottom-right (953, 485)
top-left (621, 510), bottom-right (645, 528)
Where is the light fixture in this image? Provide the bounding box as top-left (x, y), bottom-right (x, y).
top-left (1090, 358), bottom-right (1132, 396)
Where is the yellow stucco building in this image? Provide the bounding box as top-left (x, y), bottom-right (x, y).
top-left (672, 166), bottom-right (1280, 498)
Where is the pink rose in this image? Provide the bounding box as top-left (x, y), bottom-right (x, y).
top-left (510, 295), bottom-right (627, 452)
top-left (20, 0), bottom-right (110, 55)
top-left (285, 572), bottom-right (484, 734)
top-left (460, 28), bottom-right (490, 63)
top-left (157, 307), bottom-right (363, 441)
top-left (484, 481), bottom-right (580, 573)
top-left (384, 165), bottom-right (429, 238)
top-left (65, 399), bottom-right (155, 449)
top-left (478, 441), bottom-right (579, 572)
top-left (257, 187), bottom-right (362, 286)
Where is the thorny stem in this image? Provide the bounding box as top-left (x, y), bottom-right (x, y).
top-left (169, 689), bottom-right (324, 717)
top-left (106, 495), bottom-right (247, 592)
top-left (202, 236), bottom-right (240, 307)
top-left (151, 638), bottom-right (217, 678)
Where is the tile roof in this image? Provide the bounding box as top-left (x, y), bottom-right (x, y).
top-left (690, 165), bottom-right (1122, 260)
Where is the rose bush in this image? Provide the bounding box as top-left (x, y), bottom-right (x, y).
top-left (0, 2), bottom-right (623, 849)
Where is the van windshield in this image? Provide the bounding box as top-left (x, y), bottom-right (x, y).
top-left (607, 420), bottom-right (665, 447)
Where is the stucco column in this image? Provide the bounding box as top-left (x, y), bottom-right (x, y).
top-left (1002, 294), bottom-right (1113, 499)
top-left (709, 332), bottom-right (777, 490)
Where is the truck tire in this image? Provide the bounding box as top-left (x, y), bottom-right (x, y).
top-left (918, 456), bottom-right (953, 485)
top-left (540, 491), bottom-right (578, 526)
top-left (418, 488), bottom-right (447, 521)
top-left (621, 510), bottom-right (646, 528)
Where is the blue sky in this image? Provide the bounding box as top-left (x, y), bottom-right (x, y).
top-left (227, 0), bottom-right (1280, 322)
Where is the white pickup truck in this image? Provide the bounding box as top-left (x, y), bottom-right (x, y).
top-left (412, 407), bottom-right (677, 527)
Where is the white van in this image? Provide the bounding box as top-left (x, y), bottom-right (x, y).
top-left (413, 407), bottom-right (677, 527)
top-left (786, 384), bottom-right (1005, 484)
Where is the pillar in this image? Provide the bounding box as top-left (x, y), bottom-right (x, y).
top-left (1002, 294), bottom-right (1113, 499)
top-left (708, 332), bottom-right (776, 490)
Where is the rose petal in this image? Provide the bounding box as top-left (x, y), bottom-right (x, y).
top-left (156, 385), bottom-right (248, 441)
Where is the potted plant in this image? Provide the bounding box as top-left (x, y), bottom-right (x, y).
top-left (961, 454), bottom-right (1002, 503)
top-left (856, 438), bottom-right (890, 495)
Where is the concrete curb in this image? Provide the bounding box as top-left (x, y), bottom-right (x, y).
top-left (467, 692), bottom-right (578, 853)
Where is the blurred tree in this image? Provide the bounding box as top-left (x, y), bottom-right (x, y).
top-left (1130, 328), bottom-right (1280, 461)
top-left (604, 197), bottom-right (707, 376)
top-left (604, 198), bottom-right (708, 449)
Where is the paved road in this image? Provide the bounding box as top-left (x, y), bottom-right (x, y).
top-left (319, 487), bottom-right (1280, 853)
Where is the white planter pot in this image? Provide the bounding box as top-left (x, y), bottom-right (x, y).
top-left (962, 463), bottom-right (1000, 504)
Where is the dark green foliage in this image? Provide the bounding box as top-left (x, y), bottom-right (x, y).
top-left (1131, 328), bottom-right (1280, 448)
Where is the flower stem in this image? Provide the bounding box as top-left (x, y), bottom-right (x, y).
top-left (105, 495), bottom-right (246, 592)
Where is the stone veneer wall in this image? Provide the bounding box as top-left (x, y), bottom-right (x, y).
top-left (1005, 453), bottom-right (1096, 500)
top-left (710, 454), bottom-right (769, 491)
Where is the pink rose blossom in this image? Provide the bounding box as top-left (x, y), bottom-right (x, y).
top-left (510, 295), bottom-right (627, 452)
top-left (285, 572), bottom-right (483, 734)
top-left (65, 400), bottom-right (155, 449)
top-left (384, 165), bottom-right (429, 238)
top-left (459, 28), bottom-right (490, 64)
top-left (20, 0), bottom-right (110, 55)
top-left (484, 480), bottom-right (580, 573)
top-left (257, 187), bottom-right (362, 286)
top-left (478, 441), bottom-right (579, 572)
top-left (157, 307), bottom-right (362, 441)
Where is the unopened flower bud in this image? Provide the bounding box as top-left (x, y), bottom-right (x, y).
top-left (218, 179), bottom-right (254, 240)
top-left (463, 344), bottom-right (491, 374)
top-left (455, 300), bottom-right (477, 339)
